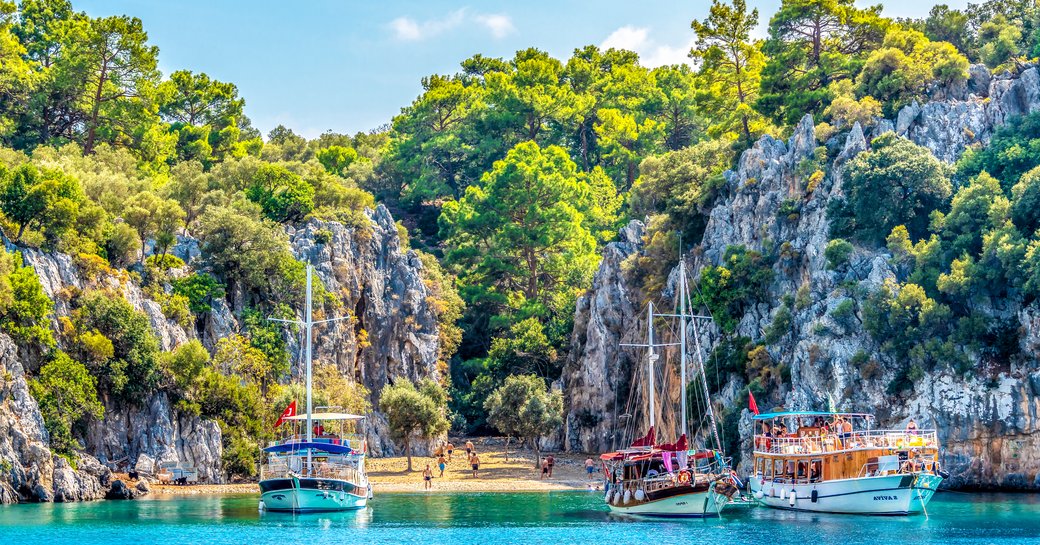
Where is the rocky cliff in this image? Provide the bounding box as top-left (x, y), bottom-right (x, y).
top-left (563, 65), bottom-right (1040, 489)
top-left (286, 205), bottom-right (444, 456)
top-left (0, 203), bottom-right (444, 502)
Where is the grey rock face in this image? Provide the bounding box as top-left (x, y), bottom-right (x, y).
top-left (13, 245), bottom-right (224, 489)
top-left (287, 205), bottom-right (445, 456)
top-left (0, 333), bottom-right (110, 503)
top-left (561, 221), bottom-right (645, 452)
top-left (564, 66), bottom-right (1040, 489)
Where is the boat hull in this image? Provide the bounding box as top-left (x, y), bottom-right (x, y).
top-left (748, 473), bottom-right (942, 515)
top-left (259, 477), bottom-right (368, 512)
top-left (605, 488), bottom-right (727, 517)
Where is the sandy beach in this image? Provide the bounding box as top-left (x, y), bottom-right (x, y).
top-left (146, 440), bottom-right (599, 495)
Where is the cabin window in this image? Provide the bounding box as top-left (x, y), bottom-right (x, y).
top-left (810, 459), bottom-right (823, 482)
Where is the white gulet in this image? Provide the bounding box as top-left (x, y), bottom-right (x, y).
top-left (258, 265), bottom-right (372, 512)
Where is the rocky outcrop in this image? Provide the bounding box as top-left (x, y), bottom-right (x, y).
top-left (562, 221), bottom-right (645, 452)
top-left (0, 333), bottom-right (111, 504)
top-left (287, 205), bottom-right (445, 456)
top-left (564, 66), bottom-right (1040, 489)
top-left (10, 244), bottom-right (224, 486)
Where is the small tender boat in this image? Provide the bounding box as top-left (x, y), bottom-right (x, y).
top-left (258, 265), bottom-right (371, 513)
top-left (600, 259), bottom-right (739, 518)
top-left (748, 411), bottom-right (947, 515)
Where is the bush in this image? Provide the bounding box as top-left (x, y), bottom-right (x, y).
top-left (0, 251), bottom-right (55, 347)
top-left (832, 133), bottom-right (951, 244)
top-left (73, 290), bottom-right (162, 402)
top-left (695, 245), bottom-right (774, 333)
top-left (171, 273), bottom-right (224, 314)
top-left (145, 254), bottom-right (185, 270)
top-left (30, 351), bottom-right (104, 456)
top-left (763, 305), bottom-right (792, 345)
top-left (825, 239), bottom-right (854, 270)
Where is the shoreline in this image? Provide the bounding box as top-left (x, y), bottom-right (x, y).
top-left (149, 445), bottom-right (601, 496)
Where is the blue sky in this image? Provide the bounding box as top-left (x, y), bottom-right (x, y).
top-left (75, 1), bottom-right (969, 139)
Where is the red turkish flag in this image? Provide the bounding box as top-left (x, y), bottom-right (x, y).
top-left (275, 400), bottom-right (297, 428)
top-left (748, 390), bottom-right (760, 416)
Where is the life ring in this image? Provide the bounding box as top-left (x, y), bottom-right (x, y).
top-left (676, 470), bottom-right (692, 485)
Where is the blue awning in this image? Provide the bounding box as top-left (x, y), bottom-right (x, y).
top-left (752, 411), bottom-right (873, 420)
top-left (263, 442), bottom-right (355, 455)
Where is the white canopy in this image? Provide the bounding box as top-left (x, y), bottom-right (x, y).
top-left (285, 412), bottom-right (366, 421)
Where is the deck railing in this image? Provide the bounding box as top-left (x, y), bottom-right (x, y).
top-left (260, 458), bottom-right (367, 485)
top-left (752, 429), bottom-right (938, 455)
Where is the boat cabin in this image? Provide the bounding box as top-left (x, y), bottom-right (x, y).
top-left (752, 411), bottom-right (941, 484)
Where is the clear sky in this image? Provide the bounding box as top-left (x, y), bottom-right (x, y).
top-left (74, 1), bottom-right (969, 139)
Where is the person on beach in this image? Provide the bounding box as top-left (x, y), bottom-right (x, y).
top-left (540, 458), bottom-right (549, 479)
top-left (446, 441), bottom-right (455, 461)
top-left (584, 458), bottom-right (595, 480)
top-left (434, 443), bottom-right (444, 458)
top-left (437, 454), bottom-right (447, 477)
top-left (546, 454), bottom-right (555, 478)
top-left (469, 452), bottom-right (480, 477)
top-left (465, 440), bottom-right (474, 456)
top-left (423, 464), bottom-right (433, 490)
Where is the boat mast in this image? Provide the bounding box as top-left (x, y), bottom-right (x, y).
top-left (686, 265), bottom-right (722, 452)
top-left (678, 261), bottom-right (688, 440)
top-left (305, 265), bottom-right (313, 444)
top-left (647, 302), bottom-right (656, 434)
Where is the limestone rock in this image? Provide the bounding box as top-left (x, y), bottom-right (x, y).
top-left (287, 205), bottom-right (445, 456)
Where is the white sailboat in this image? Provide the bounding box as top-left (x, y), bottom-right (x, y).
top-left (258, 265), bottom-right (371, 512)
top-left (600, 260), bottom-right (738, 517)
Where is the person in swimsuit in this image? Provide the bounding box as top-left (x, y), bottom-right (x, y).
top-left (446, 442), bottom-right (455, 461)
top-left (540, 458), bottom-right (549, 479)
top-left (469, 452), bottom-right (480, 477)
top-left (437, 454), bottom-right (446, 477)
top-left (423, 464), bottom-right (433, 490)
top-left (906, 418), bottom-right (918, 435)
top-left (465, 440), bottom-right (474, 456)
top-left (546, 454), bottom-right (555, 478)
top-left (584, 458), bottom-right (596, 480)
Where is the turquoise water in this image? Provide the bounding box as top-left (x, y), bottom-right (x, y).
top-left (1, 491), bottom-right (1038, 544)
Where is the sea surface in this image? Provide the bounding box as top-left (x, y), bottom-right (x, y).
top-left (1, 490), bottom-right (1038, 545)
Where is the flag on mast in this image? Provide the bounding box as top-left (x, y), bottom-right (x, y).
top-left (748, 390), bottom-right (760, 415)
top-left (275, 400), bottom-right (297, 427)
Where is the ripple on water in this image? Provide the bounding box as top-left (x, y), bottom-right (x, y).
top-left (1, 491), bottom-right (1039, 545)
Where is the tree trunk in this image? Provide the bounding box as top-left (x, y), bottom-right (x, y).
top-left (85, 53), bottom-right (109, 154)
top-left (504, 436), bottom-right (510, 462)
top-left (16, 223), bottom-right (25, 241)
top-left (405, 437), bottom-right (413, 471)
top-left (532, 437), bottom-right (541, 469)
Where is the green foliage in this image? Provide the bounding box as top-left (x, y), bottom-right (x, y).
top-left (856, 27), bottom-right (968, 116)
top-left (72, 290), bottom-right (161, 402)
top-left (0, 250), bottom-right (55, 347)
top-left (439, 141), bottom-right (619, 358)
top-left (1011, 166), bottom-right (1040, 235)
top-left (830, 298), bottom-right (857, 329)
top-left (171, 272), bottom-right (224, 314)
top-left (484, 374), bottom-right (563, 465)
top-left (825, 238), bottom-right (854, 269)
top-left (245, 163), bottom-right (315, 223)
top-left (694, 245), bottom-right (774, 333)
top-left (485, 318), bottom-right (558, 380)
top-left (832, 132), bottom-right (951, 244)
top-left (30, 351), bottom-right (104, 456)
top-left (763, 304), bottom-right (792, 345)
top-left (196, 205), bottom-right (305, 306)
top-left (379, 377), bottom-right (449, 470)
top-left (957, 111), bottom-right (1040, 193)
top-left (0, 163), bottom-right (82, 245)
top-left (705, 336), bottom-right (752, 394)
top-left (757, 0), bottom-right (886, 125)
